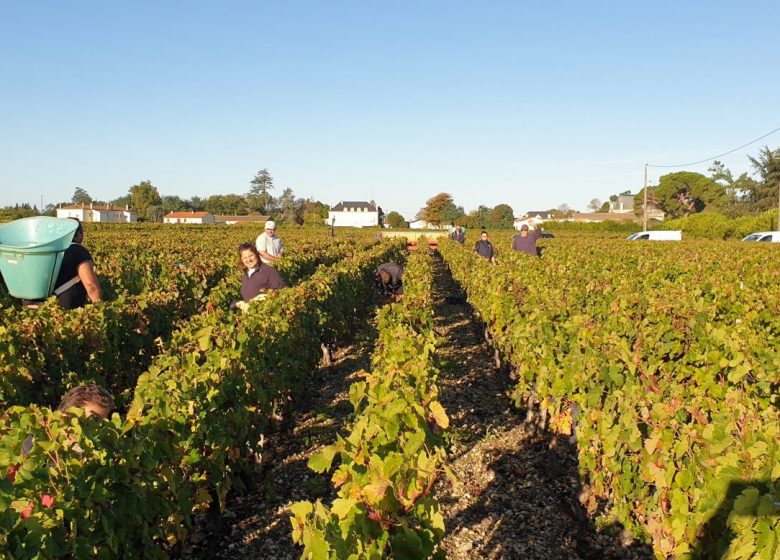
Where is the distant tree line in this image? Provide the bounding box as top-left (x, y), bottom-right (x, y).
top-left (630, 145), bottom-right (780, 220)
top-left (414, 193), bottom-right (515, 229)
top-left (15, 168), bottom-right (331, 226)
top-left (0, 204), bottom-right (39, 221)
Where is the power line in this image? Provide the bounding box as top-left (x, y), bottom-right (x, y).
top-left (647, 126), bottom-right (780, 168)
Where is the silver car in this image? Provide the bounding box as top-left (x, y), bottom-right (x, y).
top-left (741, 231), bottom-right (780, 242)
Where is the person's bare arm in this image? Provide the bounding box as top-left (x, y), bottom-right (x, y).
top-left (257, 250), bottom-right (279, 263)
top-left (77, 260), bottom-right (101, 302)
top-left (257, 237), bottom-right (282, 262)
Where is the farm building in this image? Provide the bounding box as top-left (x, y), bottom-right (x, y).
top-left (568, 212), bottom-right (637, 223)
top-left (609, 194), bottom-right (635, 214)
top-left (514, 211), bottom-right (552, 230)
top-left (57, 203), bottom-right (137, 223)
top-left (408, 219), bottom-right (446, 230)
top-left (163, 211), bottom-right (215, 224)
top-left (214, 215), bottom-right (271, 225)
top-left (328, 201), bottom-right (380, 228)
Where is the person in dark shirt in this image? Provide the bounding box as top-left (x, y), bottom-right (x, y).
top-left (511, 224), bottom-right (542, 256)
top-left (238, 243), bottom-right (288, 304)
top-left (450, 225), bottom-right (465, 244)
top-left (56, 219), bottom-right (102, 308)
top-left (375, 262), bottom-right (403, 301)
top-left (474, 231), bottom-right (496, 263)
top-left (24, 218), bottom-right (101, 309)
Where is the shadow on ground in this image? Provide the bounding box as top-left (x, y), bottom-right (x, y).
top-left (690, 478), bottom-right (779, 559)
top-left (182, 320), bottom-right (378, 560)
top-left (431, 252), bottom-right (654, 560)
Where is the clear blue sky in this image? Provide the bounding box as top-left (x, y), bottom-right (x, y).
top-left (2, 0), bottom-right (779, 219)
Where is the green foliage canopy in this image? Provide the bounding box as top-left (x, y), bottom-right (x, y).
top-left (489, 204), bottom-right (515, 228)
top-left (655, 171), bottom-right (727, 218)
top-left (417, 192), bottom-right (464, 227)
top-left (129, 180), bottom-right (162, 221)
top-left (71, 187), bottom-right (92, 205)
top-left (385, 211), bottom-right (408, 228)
top-left (204, 194), bottom-right (247, 215)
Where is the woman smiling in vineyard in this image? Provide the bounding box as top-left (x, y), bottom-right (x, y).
top-left (238, 243), bottom-right (288, 304)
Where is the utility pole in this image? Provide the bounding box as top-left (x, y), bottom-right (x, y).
top-left (643, 163), bottom-right (648, 231)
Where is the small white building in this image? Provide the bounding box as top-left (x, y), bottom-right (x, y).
top-left (57, 203), bottom-right (137, 223)
top-left (408, 219), bottom-right (446, 230)
top-left (328, 201), bottom-right (379, 228)
top-left (214, 214), bottom-right (270, 225)
top-left (514, 211), bottom-right (552, 230)
top-left (609, 194), bottom-right (635, 214)
top-left (163, 211), bottom-right (215, 224)
top-left (568, 212), bottom-right (637, 223)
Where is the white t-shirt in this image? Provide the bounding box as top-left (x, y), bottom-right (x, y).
top-left (255, 233), bottom-right (284, 265)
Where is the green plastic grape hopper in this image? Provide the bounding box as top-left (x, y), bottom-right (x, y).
top-left (0, 216), bottom-right (79, 300)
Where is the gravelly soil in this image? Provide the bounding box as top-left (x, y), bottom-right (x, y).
top-left (183, 254), bottom-right (656, 560)
top-left (182, 325), bottom-right (377, 560)
top-left (430, 254), bottom-right (654, 560)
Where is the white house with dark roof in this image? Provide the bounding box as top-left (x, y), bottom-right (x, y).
top-left (609, 194), bottom-right (635, 214)
top-left (514, 211), bottom-right (553, 230)
top-left (328, 201), bottom-right (380, 227)
top-left (57, 203), bottom-right (137, 223)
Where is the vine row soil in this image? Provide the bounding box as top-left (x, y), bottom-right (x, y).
top-left (183, 318), bottom-right (378, 560)
top-left (183, 253), bottom-right (655, 560)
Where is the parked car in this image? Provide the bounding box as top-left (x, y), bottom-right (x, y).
top-left (741, 231), bottom-right (780, 242)
top-left (626, 230), bottom-right (682, 241)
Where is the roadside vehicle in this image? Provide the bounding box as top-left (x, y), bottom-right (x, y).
top-left (741, 231), bottom-right (780, 242)
top-left (626, 230), bottom-right (682, 241)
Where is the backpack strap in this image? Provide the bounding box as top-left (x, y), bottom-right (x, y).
top-left (54, 275), bottom-right (81, 296)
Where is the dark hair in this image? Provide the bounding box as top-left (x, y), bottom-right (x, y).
top-left (480, 230), bottom-right (488, 236)
top-left (66, 216), bottom-right (84, 238)
top-left (378, 269), bottom-right (391, 285)
top-left (58, 384), bottom-right (114, 418)
top-left (238, 243), bottom-right (261, 272)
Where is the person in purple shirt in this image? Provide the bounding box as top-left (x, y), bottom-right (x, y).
top-left (237, 243), bottom-right (288, 303)
top-left (511, 224), bottom-right (542, 256)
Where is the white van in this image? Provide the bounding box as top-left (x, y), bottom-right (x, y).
top-left (626, 230), bottom-right (682, 241)
top-left (741, 231), bottom-right (780, 243)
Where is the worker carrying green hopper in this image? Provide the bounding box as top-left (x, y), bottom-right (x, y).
top-left (21, 218), bottom-right (102, 310)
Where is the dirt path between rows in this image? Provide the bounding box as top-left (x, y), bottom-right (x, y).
top-left (183, 323), bottom-right (377, 560)
top-left (184, 254), bottom-right (655, 560)
top-left (431, 253), bottom-right (654, 559)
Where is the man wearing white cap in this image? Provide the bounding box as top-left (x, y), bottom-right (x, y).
top-left (255, 220), bottom-right (284, 265)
